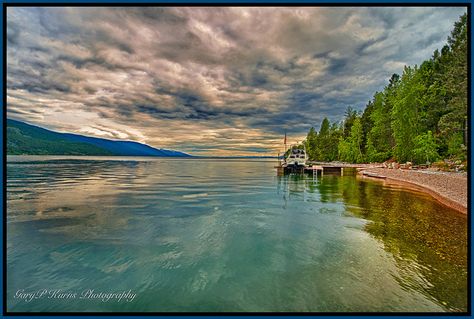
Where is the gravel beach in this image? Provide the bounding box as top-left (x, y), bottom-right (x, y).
top-left (358, 168), bottom-right (468, 214)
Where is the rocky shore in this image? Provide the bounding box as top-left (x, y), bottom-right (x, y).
top-left (358, 167), bottom-right (468, 214)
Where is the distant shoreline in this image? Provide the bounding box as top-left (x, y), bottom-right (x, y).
top-left (6, 154), bottom-right (278, 160)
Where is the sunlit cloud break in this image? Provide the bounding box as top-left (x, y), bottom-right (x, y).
top-left (6, 7), bottom-right (466, 156)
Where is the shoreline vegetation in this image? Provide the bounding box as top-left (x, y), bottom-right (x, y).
top-left (300, 14), bottom-right (467, 172)
top-left (286, 14), bottom-right (468, 215)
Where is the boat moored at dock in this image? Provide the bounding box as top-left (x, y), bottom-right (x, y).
top-left (283, 146), bottom-right (308, 172)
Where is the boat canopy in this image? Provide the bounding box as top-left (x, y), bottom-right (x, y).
top-left (291, 149), bottom-right (305, 154)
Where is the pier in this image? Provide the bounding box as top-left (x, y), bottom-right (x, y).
top-left (276, 164), bottom-right (345, 176)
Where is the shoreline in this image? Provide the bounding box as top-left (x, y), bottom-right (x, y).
top-left (358, 168), bottom-right (467, 215)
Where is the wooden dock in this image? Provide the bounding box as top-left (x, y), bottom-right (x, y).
top-left (276, 164), bottom-right (345, 176)
top-left (305, 165), bottom-right (344, 176)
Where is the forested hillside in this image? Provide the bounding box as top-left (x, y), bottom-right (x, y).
top-left (305, 14), bottom-right (467, 166)
top-left (7, 119), bottom-right (191, 157)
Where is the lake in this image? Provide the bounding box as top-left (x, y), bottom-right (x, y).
top-left (6, 156), bottom-right (467, 312)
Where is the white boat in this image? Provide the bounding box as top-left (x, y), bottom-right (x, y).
top-left (283, 145), bottom-right (308, 171)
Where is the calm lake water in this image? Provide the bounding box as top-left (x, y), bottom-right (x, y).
top-left (6, 156), bottom-right (467, 312)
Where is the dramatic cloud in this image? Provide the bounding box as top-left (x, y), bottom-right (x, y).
top-left (6, 7), bottom-right (466, 155)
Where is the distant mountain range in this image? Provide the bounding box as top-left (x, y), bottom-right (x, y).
top-left (6, 119), bottom-right (191, 157)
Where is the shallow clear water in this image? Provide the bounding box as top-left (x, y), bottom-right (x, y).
top-left (6, 156), bottom-right (467, 312)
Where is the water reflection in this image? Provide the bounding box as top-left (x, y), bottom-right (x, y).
top-left (278, 172), bottom-right (467, 311)
top-left (7, 157), bottom-right (467, 312)
top-left (344, 176), bottom-right (467, 312)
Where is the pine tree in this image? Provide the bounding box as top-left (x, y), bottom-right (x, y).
top-left (305, 127), bottom-right (318, 160)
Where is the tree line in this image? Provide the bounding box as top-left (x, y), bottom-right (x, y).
top-left (304, 14), bottom-right (467, 165)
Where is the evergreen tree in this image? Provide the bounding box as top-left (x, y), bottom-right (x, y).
top-left (305, 127), bottom-right (318, 160)
top-left (440, 13), bottom-right (468, 159)
top-left (306, 118), bottom-right (341, 161)
top-left (343, 107), bottom-right (358, 138)
top-left (366, 91), bottom-right (393, 162)
top-left (318, 118), bottom-right (331, 161)
top-left (360, 99), bottom-right (375, 155)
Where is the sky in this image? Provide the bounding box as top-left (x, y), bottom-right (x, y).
top-left (7, 7), bottom-right (467, 156)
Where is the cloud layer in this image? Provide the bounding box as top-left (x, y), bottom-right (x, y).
top-left (7, 7), bottom-right (466, 155)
